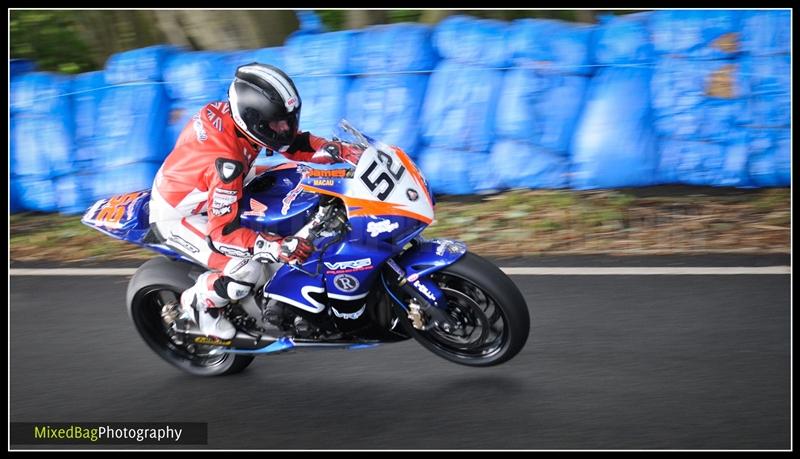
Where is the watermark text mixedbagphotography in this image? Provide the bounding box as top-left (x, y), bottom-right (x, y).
top-left (34, 424), bottom-right (182, 442)
top-left (11, 422), bottom-right (207, 445)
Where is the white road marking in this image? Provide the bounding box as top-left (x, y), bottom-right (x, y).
top-left (10, 268), bottom-right (138, 276)
top-left (500, 267), bottom-right (791, 275)
top-left (8, 266), bottom-right (791, 276)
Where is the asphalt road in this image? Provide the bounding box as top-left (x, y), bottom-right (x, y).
top-left (9, 259), bottom-right (791, 450)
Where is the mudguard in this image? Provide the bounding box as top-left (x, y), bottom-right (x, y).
top-left (393, 238), bottom-right (468, 307)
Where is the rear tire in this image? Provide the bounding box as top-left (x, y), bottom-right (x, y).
top-left (394, 252), bottom-right (530, 367)
top-left (126, 257), bottom-right (255, 376)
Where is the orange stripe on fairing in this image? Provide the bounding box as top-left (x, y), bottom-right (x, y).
top-left (394, 147), bottom-right (433, 207)
top-left (300, 184), bottom-right (433, 225)
top-left (267, 161), bottom-right (300, 172)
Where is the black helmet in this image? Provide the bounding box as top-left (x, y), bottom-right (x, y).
top-left (228, 62), bottom-right (301, 151)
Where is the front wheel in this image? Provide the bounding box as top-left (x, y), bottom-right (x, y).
top-left (393, 252), bottom-right (530, 366)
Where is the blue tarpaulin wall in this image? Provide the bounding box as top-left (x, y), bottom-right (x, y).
top-left (9, 10), bottom-right (791, 214)
top-left (647, 9), bottom-right (790, 188)
top-left (487, 18), bottom-right (593, 190)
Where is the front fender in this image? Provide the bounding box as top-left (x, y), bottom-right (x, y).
top-left (393, 238), bottom-right (468, 307)
top-left (398, 238), bottom-right (468, 282)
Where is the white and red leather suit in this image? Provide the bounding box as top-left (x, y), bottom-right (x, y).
top-left (149, 101), bottom-right (336, 309)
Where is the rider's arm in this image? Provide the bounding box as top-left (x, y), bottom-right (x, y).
top-left (205, 157), bottom-right (259, 255)
top-left (281, 131), bottom-right (335, 164)
top-left (207, 159), bottom-right (313, 264)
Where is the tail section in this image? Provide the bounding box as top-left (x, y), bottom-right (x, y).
top-left (81, 189), bottom-right (152, 244)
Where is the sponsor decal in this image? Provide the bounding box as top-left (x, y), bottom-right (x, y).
top-left (193, 336), bottom-right (232, 346)
top-left (324, 258), bottom-right (372, 274)
top-left (367, 219), bottom-right (399, 238)
top-left (192, 114), bottom-right (207, 143)
top-left (312, 179), bottom-right (335, 186)
top-left (212, 206), bottom-right (231, 216)
top-left (227, 258), bottom-right (250, 276)
top-left (414, 280), bottom-right (437, 302)
top-left (285, 97), bottom-right (298, 109)
top-left (433, 239), bottom-right (466, 257)
top-left (168, 234), bottom-right (200, 254)
top-left (215, 245), bottom-right (251, 259)
top-left (307, 169), bottom-right (352, 178)
top-left (281, 182), bottom-right (303, 215)
top-left (211, 188), bottom-right (238, 217)
top-left (331, 304), bottom-right (367, 320)
top-left (242, 198), bottom-right (268, 218)
top-left (91, 191), bottom-right (144, 226)
top-left (333, 274), bottom-right (360, 293)
top-left (406, 188), bottom-right (419, 201)
top-left (406, 273), bottom-right (420, 283)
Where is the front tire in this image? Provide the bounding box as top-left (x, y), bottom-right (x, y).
top-left (126, 257), bottom-right (255, 376)
top-left (394, 252), bottom-right (530, 367)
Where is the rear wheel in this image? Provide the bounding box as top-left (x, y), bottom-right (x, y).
top-left (127, 257), bottom-right (255, 376)
top-left (393, 252), bottom-right (530, 366)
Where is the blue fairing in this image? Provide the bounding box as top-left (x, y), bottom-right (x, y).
top-left (349, 215), bottom-right (426, 249)
top-left (320, 239), bottom-right (394, 299)
top-left (262, 258), bottom-right (328, 314)
top-left (262, 224), bottom-right (397, 315)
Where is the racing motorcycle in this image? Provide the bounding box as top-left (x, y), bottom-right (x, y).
top-left (82, 120), bottom-right (530, 376)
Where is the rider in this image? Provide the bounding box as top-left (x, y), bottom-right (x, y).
top-left (149, 62), bottom-right (361, 339)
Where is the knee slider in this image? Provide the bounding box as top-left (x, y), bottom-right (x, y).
top-left (213, 276), bottom-right (253, 301)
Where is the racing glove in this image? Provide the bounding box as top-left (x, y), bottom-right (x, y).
top-left (312, 141), bottom-right (362, 165)
top-left (252, 233), bottom-right (314, 265)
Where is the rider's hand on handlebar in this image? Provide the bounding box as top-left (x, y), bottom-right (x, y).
top-left (314, 141), bottom-right (362, 165)
top-left (253, 233), bottom-right (313, 265)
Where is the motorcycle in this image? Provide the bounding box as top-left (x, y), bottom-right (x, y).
top-left (82, 120), bottom-right (530, 376)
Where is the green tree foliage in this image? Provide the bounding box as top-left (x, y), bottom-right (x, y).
top-left (387, 10), bottom-right (424, 23)
top-left (11, 9), bottom-right (631, 74)
top-left (315, 9), bottom-right (641, 30)
top-left (316, 10), bottom-right (346, 31)
top-left (10, 10), bottom-right (167, 74)
top-left (10, 10), bottom-right (97, 73)
top-left (10, 10), bottom-right (297, 74)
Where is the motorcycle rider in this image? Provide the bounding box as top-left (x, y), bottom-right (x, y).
top-left (149, 62), bottom-right (361, 339)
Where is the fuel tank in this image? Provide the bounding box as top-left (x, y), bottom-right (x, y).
top-left (240, 166), bottom-right (320, 235)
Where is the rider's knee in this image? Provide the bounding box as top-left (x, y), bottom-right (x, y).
top-left (222, 257), bottom-right (263, 285)
top-left (212, 276), bottom-right (253, 301)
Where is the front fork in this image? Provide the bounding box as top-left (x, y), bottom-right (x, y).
top-left (381, 238), bottom-right (468, 332)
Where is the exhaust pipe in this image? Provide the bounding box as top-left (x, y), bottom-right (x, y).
top-left (176, 328), bottom-right (281, 350)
